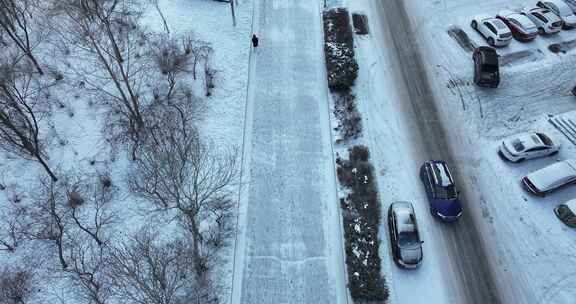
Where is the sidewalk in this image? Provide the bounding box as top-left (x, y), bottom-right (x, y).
top-left (231, 0), bottom-right (348, 303)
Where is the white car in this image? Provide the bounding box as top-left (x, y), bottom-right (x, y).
top-left (521, 159), bottom-right (576, 196)
top-left (522, 7), bottom-right (563, 34)
top-left (537, 0), bottom-right (576, 28)
top-left (499, 131), bottom-right (559, 162)
top-left (470, 15), bottom-right (513, 46)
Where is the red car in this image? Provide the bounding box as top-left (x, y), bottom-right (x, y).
top-left (496, 10), bottom-right (539, 41)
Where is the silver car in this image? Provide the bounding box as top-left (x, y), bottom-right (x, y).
top-left (387, 201), bottom-right (423, 268)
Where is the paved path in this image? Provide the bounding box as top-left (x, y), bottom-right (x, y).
top-left (231, 1), bottom-right (347, 303)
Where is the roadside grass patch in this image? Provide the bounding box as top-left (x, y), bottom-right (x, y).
top-left (336, 146), bottom-right (389, 302)
top-left (323, 8), bottom-right (359, 91)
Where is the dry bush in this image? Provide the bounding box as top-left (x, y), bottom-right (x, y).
top-left (0, 267), bottom-right (33, 304)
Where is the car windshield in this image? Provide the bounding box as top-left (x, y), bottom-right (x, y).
top-left (398, 232), bottom-right (419, 248)
top-left (434, 184), bottom-right (457, 199)
top-left (537, 133), bottom-right (553, 146)
top-left (512, 139), bottom-right (525, 152)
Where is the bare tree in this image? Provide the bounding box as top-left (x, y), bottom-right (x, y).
top-left (61, 173), bottom-right (118, 247)
top-left (65, 238), bottom-right (110, 304)
top-left (28, 178), bottom-right (69, 269)
top-left (0, 0), bottom-right (44, 75)
top-left (52, 0), bottom-right (151, 157)
top-left (0, 54), bottom-right (59, 181)
top-left (129, 100), bottom-right (238, 276)
top-left (107, 228), bottom-right (215, 304)
top-left (147, 0), bottom-right (169, 34)
top-left (0, 201), bottom-right (28, 252)
top-left (0, 267), bottom-right (34, 304)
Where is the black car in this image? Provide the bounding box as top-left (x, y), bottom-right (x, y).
top-left (473, 46), bottom-right (499, 88)
top-left (419, 160), bottom-right (463, 222)
top-left (388, 201), bottom-right (423, 269)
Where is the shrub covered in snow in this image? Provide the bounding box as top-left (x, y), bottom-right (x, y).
top-left (323, 8), bottom-right (359, 91)
top-left (333, 91), bottom-right (362, 142)
top-left (337, 146), bottom-right (389, 302)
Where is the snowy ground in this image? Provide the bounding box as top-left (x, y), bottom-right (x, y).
top-left (230, 0), bottom-right (348, 303)
top-left (0, 0), bottom-right (252, 302)
top-left (346, 0), bottom-right (576, 303)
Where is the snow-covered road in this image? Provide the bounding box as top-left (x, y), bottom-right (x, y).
top-left (231, 0), bottom-right (348, 303)
top-left (349, 0), bottom-right (576, 303)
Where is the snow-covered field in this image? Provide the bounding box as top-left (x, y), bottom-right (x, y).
top-left (0, 0), bottom-right (252, 302)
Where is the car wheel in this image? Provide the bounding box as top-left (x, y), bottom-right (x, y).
top-left (488, 37), bottom-right (495, 46)
top-left (497, 150), bottom-right (507, 160)
top-left (516, 158), bottom-right (525, 163)
top-left (471, 20), bottom-right (478, 29)
top-left (538, 27), bottom-right (545, 35)
top-left (550, 150), bottom-right (559, 156)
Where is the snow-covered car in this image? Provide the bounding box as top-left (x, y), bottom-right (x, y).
top-left (419, 160), bottom-right (462, 221)
top-left (499, 131), bottom-right (559, 162)
top-left (554, 199), bottom-right (576, 228)
top-left (521, 159), bottom-right (576, 196)
top-left (470, 15), bottom-right (513, 46)
top-left (522, 7), bottom-right (563, 34)
top-left (387, 201), bottom-right (423, 269)
top-left (496, 10), bottom-right (539, 41)
top-left (536, 0), bottom-right (576, 28)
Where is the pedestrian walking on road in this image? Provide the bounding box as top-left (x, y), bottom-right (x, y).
top-left (252, 34), bottom-right (259, 48)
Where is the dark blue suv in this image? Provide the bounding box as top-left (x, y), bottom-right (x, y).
top-left (419, 160), bottom-right (462, 222)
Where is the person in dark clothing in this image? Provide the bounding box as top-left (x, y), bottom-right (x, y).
top-left (252, 34), bottom-right (259, 48)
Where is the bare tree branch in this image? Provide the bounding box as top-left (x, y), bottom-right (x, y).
top-left (0, 0), bottom-right (44, 74)
top-left (0, 54), bottom-right (59, 181)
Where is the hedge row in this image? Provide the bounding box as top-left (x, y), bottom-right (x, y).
top-left (336, 146), bottom-right (389, 302)
top-left (323, 8), bottom-right (359, 91)
top-left (333, 90), bottom-right (362, 143)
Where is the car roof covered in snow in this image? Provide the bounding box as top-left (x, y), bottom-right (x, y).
top-left (527, 159), bottom-right (576, 191)
top-left (392, 201), bottom-right (416, 232)
top-left (499, 10), bottom-right (536, 28)
top-left (504, 132), bottom-right (548, 151)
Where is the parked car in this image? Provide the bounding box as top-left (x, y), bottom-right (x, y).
top-left (496, 10), bottom-right (539, 41)
top-left (521, 159), bottom-right (576, 196)
top-left (388, 201), bottom-right (423, 268)
top-left (419, 160), bottom-right (463, 221)
top-left (522, 7), bottom-right (563, 34)
top-left (473, 46), bottom-right (500, 88)
top-left (536, 0), bottom-right (576, 28)
top-left (499, 131), bottom-right (559, 162)
top-left (554, 199), bottom-right (576, 227)
top-left (470, 15), bottom-right (513, 46)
